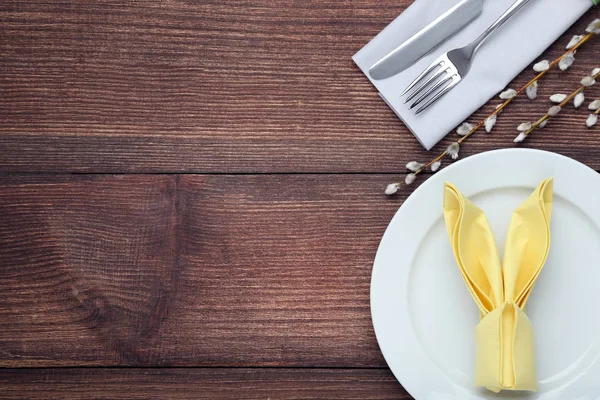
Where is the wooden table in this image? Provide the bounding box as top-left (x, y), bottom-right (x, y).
top-left (1, 2), bottom-right (598, 398)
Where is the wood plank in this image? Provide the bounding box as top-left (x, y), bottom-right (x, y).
top-left (0, 175), bottom-right (180, 366)
top-left (0, 174), bottom-right (404, 367)
top-left (0, 368), bottom-right (410, 399)
top-left (1, 2), bottom-right (600, 173)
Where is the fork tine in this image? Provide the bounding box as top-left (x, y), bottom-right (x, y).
top-left (400, 61), bottom-right (443, 97)
top-left (408, 75), bottom-right (453, 110)
top-left (404, 67), bottom-right (448, 104)
top-left (415, 76), bottom-right (460, 114)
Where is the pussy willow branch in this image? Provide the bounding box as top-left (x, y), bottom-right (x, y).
top-left (521, 70), bottom-right (600, 139)
top-left (397, 31), bottom-right (597, 186)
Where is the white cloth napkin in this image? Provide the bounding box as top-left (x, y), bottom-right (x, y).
top-left (353, 0), bottom-right (592, 150)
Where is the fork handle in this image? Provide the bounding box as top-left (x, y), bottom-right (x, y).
top-left (466, 0), bottom-right (532, 55)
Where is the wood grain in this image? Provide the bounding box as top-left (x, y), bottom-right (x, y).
top-left (1, 2), bottom-right (599, 173)
top-left (0, 368), bottom-right (410, 399)
top-left (0, 174), bottom-right (404, 368)
top-left (0, 175), bottom-right (180, 366)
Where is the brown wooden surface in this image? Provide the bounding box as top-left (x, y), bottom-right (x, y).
top-left (0, 368), bottom-right (410, 399)
top-left (1, 0), bottom-right (599, 398)
top-left (1, 2), bottom-right (600, 173)
top-left (0, 175), bottom-right (399, 368)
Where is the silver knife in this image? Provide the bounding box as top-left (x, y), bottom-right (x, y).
top-left (369, 0), bottom-right (484, 80)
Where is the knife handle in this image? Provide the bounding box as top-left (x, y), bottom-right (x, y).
top-left (369, 0), bottom-right (484, 80)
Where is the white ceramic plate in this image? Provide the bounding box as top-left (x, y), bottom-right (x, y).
top-left (372, 149), bottom-right (600, 399)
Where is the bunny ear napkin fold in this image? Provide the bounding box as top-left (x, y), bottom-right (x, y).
top-left (443, 178), bottom-right (553, 393)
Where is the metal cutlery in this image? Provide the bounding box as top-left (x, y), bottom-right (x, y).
top-left (369, 0), bottom-right (484, 81)
top-left (401, 0), bottom-right (533, 114)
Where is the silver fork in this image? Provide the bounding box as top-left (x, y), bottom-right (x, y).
top-left (401, 0), bottom-right (532, 114)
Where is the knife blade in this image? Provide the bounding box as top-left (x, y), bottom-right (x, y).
top-left (369, 0), bottom-right (484, 80)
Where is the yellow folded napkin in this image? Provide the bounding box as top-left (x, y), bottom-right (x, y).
top-left (443, 179), bottom-right (553, 393)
